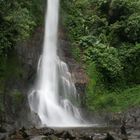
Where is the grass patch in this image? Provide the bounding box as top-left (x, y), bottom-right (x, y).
top-left (86, 85), bottom-right (140, 112)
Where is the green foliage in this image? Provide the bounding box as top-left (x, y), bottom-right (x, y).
top-left (62, 0), bottom-right (140, 111)
top-left (62, 0), bottom-right (140, 86)
top-left (79, 36), bottom-right (98, 49)
top-left (70, 46), bottom-right (81, 61)
top-left (86, 85), bottom-right (140, 112)
top-left (119, 44), bottom-right (140, 84)
top-left (86, 63), bottom-right (104, 94)
top-left (83, 43), bottom-right (124, 87)
top-left (4, 8), bottom-right (36, 40)
top-left (84, 44), bottom-right (121, 73)
top-left (93, 94), bottom-right (117, 110)
top-left (124, 13), bottom-right (140, 42)
top-left (0, 0), bottom-right (43, 56)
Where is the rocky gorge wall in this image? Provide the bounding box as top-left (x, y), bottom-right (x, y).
top-left (4, 26), bottom-right (88, 128)
top-left (1, 25), bottom-right (140, 140)
top-left (1, 21), bottom-right (139, 122)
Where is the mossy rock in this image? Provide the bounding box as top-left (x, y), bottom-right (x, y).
top-left (42, 135), bottom-right (59, 140)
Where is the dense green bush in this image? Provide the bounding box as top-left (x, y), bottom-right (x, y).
top-left (62, 0), bottom-right (140, 111)
top-left (0, 0), bottom-right (43, 56)
top-left (83, 44), bottom-right (123, 85)
top-left (119, 44), bottom-right (140, 84)
top-left (62, 0), bottom-right (140, 86)
top-left (124, 14), bottom-right (140, 42)
top-left (86, 85), bottom-right (140, 112)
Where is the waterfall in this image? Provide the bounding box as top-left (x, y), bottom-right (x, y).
top-left (28, 0), bottom-right (84, 127)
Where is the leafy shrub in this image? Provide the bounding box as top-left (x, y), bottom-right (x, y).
top-left (0, 0), bottom-right (43, 56)
top-left (83, 43), bottom-right (123, 86)
top-left (95, 94), bottom-right (117, 110)
top-left (119, 43), bottom-right (140, 84)
top-left (62, 0), bottom-right (140, 111)
top-left (124, 14), bottom-right (140, 43)
top-left (79, 36), bottom-right (98, 49)
top-left (4, 8), bottom-right (36, 41)
top-left (62, 0), bottom-right (140, 87)
top-left (71, 45), bottom-right (81, 61)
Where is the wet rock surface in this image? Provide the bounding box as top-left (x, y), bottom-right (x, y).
top-left (1, 106), bottom-right (139, 140)
top-left (2, 26), bottom-right (139, 140)
top-left (0, 125), bottom-right (140, 140)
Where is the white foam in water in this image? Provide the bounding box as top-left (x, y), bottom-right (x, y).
top-left (28, 0), bottom-right (87, 127)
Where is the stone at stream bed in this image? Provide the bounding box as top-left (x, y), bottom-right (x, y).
top-left (104, 133), bottom-right (115, 140)
top-left (19, 127), bottom-right (29, 139)
top-left (42, 128), bottom-right (55, 136)
top-left (5, 126), bottom-right (140, 140)
top-left (31, 136), bottom-right (46, 140)
top-left (10, 130), bottom-right (25, 140)
top-left (57, 131), bottom-right (75, 139)
top-left (0, 133), bottom-right (7, 140)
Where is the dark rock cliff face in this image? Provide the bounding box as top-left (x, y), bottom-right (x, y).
top-left (58, 39), bottom-right (88, 108)
top-left (6, 27), bottom-right (88, 127)
top-left (14, 27), bottom-right (44, 128)
top-left (16, 27), bottom-right (44, 86)
top-left (15, 27), bottom-right (88, 106)
top-left (0, 27), bottom-right (44, 129)
top-left (1, 27), bottom-right (140, 140)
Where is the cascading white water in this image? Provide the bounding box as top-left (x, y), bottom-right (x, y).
top-left (28, 0), bottom-right (84, 127)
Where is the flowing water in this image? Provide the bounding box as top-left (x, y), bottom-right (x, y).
top-left (28, 0), bottom-right (84, 127)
